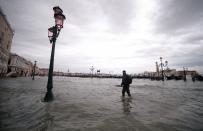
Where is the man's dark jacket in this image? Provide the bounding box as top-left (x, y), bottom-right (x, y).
top-left (121, 75), bottom-right (131, 86)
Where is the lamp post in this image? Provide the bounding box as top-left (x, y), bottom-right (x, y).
top-left (155, 61), bottom-right (159, 78)
top-left (32, 61), bottom-right (37, 80)
top-left (159, 57), bottom-right (168, 81)
top-left (44, 6), bottom-right (66, 102)
top-left (90, 66), bottom-right (94, 78)
top-left (183, 67), bottom-right (188, 81)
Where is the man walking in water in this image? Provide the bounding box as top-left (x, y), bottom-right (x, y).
top-left (121, 70), bottom-right (132, 97)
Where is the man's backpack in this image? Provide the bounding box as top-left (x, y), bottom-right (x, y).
top-left (128, 75), bottom-right (132, 84)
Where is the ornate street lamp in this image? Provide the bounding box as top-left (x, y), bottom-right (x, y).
top-left (48, 27), bottom-right (54, 43)
top-left (32, 61), bottom-right (37, 80)
top-left (44, 6), bottom-right (66, 102)
top-left (159, 57), bottom-right (168, 81)
top-left (53, 6), bottom-right (63, 14)
top-left (90, 66), bottom-right (94, 78)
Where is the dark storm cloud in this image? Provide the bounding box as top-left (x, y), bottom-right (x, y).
top-left (62, 0), bottom-right (136, 32)
top-left (98, 0), bottom-right (136, 32)
top-left (168, 44), bottom-right (203, 68)
top-left (152, 0), bottom-right (203, 72)
top-left (182, 33), bottom-right (203, 44)
top-left (155, 0), bottom-right (203, 35)
top-left (0, 0), bottom-right (55, 65)
top-left (170, 53), bottom-right (203, 68)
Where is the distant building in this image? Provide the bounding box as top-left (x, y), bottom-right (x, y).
top-left (53, 71), bottom-right (65, 76)
top-left (0, 8), bottom-right (14, 77)
top-left (143, 71), bottom-right (155, 77)
top-left (7, 53), bottom-right (34, 77)
top-left (39, 68), bottom-right (49, 76)
top-left (176, 70), bottom-right (197, 76)
top-left (164, 69), bottom-right (176, 76)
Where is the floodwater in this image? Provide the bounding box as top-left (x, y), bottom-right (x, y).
top-left (0, 77), bottom-right (203, 131)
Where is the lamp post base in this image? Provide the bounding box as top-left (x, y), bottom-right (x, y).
top-left (44, 90), bottom-right (54, 102)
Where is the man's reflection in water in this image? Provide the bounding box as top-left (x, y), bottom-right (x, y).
top-left (121, 97), bottom-right (132, 115)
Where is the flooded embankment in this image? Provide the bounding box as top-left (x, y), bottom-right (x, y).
top-left (0, 77), bottom-right (203, 131)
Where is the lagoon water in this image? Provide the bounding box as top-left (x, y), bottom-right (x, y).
top-left (0, 77), bottom-right (203, 131)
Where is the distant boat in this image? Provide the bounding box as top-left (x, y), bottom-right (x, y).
top-left (165, 75), bottom-right (174, 80)
top-left (195, 75), bottom-right (203, 81)
top-left (174, 75), bottom-right (183, 80)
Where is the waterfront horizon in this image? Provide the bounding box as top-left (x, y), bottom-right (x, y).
top-left (1, 0), bottom-right (203, 75)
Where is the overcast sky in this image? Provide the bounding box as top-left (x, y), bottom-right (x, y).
top-left (0, 0), bottom-right (203, 74)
